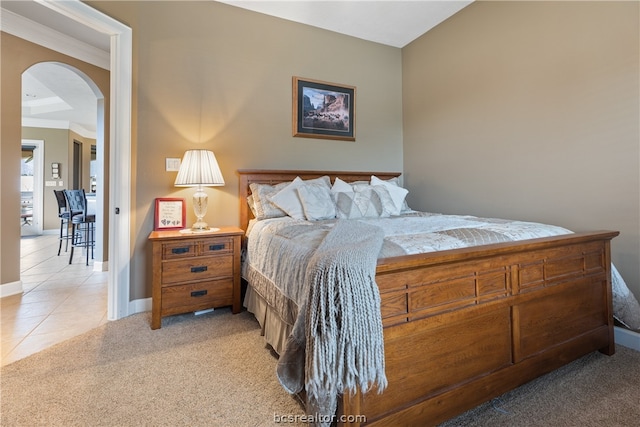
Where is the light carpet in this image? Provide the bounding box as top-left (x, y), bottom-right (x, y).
top-left (2, 308), bottom-right (639, 426)
top-left (1, 309), bottom-right (304, 426)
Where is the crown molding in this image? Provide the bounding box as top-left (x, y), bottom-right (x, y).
top-left (22, 117), bottom-right (96, 139)
top-left (0, 7), bottom-right (110, 70)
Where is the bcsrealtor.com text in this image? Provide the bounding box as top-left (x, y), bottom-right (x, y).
top-left (274, 413), bottom-right (367, 424)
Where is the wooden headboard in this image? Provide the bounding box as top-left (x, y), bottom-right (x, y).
top-left (237, 169), bottom-right (401, 232)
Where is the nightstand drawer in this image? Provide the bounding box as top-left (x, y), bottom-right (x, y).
top-left (161, 279), bottom-right (233, 314)
top-left (162, 241), bottom-right (197, 260)
top-left (201, 237), bottom-right (233, 255)
top-left (162, 255), bottom-right (233, 285)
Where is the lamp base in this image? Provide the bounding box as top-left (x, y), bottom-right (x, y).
top-left (191, 219), bottom-right (210, 231)
top-left (191, 187), bottom-right (210, 231)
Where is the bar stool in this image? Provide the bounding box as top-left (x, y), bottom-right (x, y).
top-left (53, 190), bottom-right (74, 255)
top-left (63, 189), bottom-right (95, 265)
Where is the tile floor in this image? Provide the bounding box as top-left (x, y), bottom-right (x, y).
top-left (1, 234), bottom-right (108, 366)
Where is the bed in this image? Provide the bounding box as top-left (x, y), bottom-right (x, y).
top-left (238, 169), bottom-right (621, 426)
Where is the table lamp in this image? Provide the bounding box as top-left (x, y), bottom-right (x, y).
top-left (174, 149), bottom-right (225, 231)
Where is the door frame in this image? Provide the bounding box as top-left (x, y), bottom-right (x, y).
top-left (72, 140), bottom-right (82, 190)
top-left (38, 0), bottom-right (133, 320)
top-left (21, 139), bottom-right (44, 235)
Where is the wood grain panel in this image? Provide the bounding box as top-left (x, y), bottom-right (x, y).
top-left (162, 241), bottom-right (197, 260)
top-left (363, 326), bottom-right (611, 427)
top-left (200, 237), bottom-right (233, 255)
top-left (585, 250), bottom-right (605, 273)
top-left (518, 261), bottom-right (545, 291)
top-left (379, 292), bottom-right (407, 319)
top-left (161, 255), bottom-right (233, 285)
top-left (161, 279), bottom-right (233, 314)
top-left (360, 306), bottom-right (512, 418)
top-left (515, 278), bottom-right (607, 360)
top-left (409, 277), bottom-right (476, 313)
top-left (545, 255), bottom-right (584, 280)
top-left (477, 268), bottom-right (509, 301)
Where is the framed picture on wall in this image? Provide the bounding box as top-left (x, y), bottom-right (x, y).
top-left (292, 76), bottom-right (356, 141)
top-left (154, 198), bottom-right (186, 230)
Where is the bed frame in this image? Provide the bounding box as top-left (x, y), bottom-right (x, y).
top-left (237, 169), bottom-right (617, 426)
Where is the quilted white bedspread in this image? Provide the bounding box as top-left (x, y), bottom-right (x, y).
top-left (244, 211), bottom-right (640, 330)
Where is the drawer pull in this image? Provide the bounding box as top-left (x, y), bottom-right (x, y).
top-left (191, 290), bottom-right (208, 297)
top-left (209, 244), bottom-right (225, 251)
top-left (191, 266), bottom-right (208, 273)
top-left (172, 247), bottom-right (190, 254)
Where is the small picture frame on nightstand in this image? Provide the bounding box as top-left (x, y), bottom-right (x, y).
top-left (154, 198), bottom-right (186, 230)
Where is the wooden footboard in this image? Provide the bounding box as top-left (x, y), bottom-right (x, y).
top-left (339, 230), bottom-right (617, 426)
top-left (237, 169), bottom-right (617, 427)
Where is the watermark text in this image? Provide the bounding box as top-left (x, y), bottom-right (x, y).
top-left (274, 413), bottom-right (367, 424)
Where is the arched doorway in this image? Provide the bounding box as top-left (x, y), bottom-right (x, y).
top-left (21, 61), bottom-right (105, 265)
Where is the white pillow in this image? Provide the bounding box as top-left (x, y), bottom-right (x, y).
top-left (371, 175), bottom-right (408, 216)
top-left (247, 194), bottom-right (257, 217)
top-left (269, 176), bottom-right (332, 220)
top-left (331, 177), bottom-right (354, 193)
top-left (333, 186), bottom-right (393, 219)
top-left (297, 183), bottom-right (336, 220)
top-left (268, 177), bottom-right (306, 219)
top-left (249, 181), bottom-right (290, 220)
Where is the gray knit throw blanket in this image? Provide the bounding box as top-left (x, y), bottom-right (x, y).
top-left (276, 220), bottom-right (388, 424)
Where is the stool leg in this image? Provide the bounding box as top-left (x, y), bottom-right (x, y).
top-left (68, 223), bottom-right (76, 264)
top-left (90, 223), bottom-right (94, 261)
top-left (85, 223), bottom-right (90, 266)
top-left (58, 219), bottom-right (64, 256)
top-left (65, 220), bottom-right (70, 252)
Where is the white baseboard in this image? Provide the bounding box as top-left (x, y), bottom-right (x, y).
top-left (129, 297), bottom-right (152, 315)
top-left (93, 261), bottom-right (108, 272)
top-left (106, 297), bottom-right (150, 322)
top-left (0, 280), bottom-right (23, 298)
top-left (614, 326), bottom-right (640, 352)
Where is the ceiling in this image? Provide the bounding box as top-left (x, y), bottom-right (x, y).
top-left (4, 0), bottom-right (472, 137)
top-left (2, 0), bottom-right (110, 138)
top-left (218, 1), bottom-right (472, 48)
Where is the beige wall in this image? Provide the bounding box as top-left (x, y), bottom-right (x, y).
top-left (0, 33), bottom-right (109, 287)
top-left (22, 127), bottom-right (73, 230)
top-left (10, 2), bottom-right (632, 308)
top-left (88, 1), bottom-right (403, 300)
top-left (21, 128), bottom-right (95, 231)
top-left (402, 1), bottom-right (640, 299)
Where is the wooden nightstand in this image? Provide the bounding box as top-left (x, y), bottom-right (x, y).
top-left (148, 226), bottom-right (244, 329)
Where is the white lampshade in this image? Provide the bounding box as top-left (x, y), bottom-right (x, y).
top-left (174, 149), bottom-right (225, 187)
top-left (174, 149), bottom-right (225, 231)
